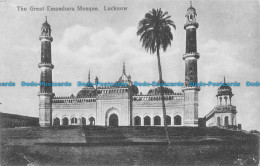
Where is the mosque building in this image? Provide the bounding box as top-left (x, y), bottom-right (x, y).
top-left (37, 3), bottom-right (237, 128)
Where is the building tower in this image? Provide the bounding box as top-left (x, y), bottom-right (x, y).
top-left (38, 17), bottom-right (55, 127)
top-left (216, 77), bottom-right (233, 106)
top-left (182, 2), bottom-right (200, 126)
top-left (205, 77), bottom-right (237, 127)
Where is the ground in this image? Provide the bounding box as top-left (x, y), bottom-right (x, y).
top-left (1, 126), bottom-right (259, 165)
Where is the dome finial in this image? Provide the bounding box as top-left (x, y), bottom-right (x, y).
top-left (122, 61), bottom-right (126, 74)
top-left (95, 76), bottom-right (98, 83)
top-left (88, 70), bottom-right (90, 83)
top-left (190, 0), bottom-right (192, 7)
top-left (224, 76), bottom-right (226, 84)
top-left (45, 16), bottom-right (47, 23)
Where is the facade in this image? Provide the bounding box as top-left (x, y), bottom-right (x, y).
top-left (205, 78), bottom-right (237, 127)
top-left (51, 65), bottom-right (186, 127)
top-left (37, 4), bottom-right (227, 127)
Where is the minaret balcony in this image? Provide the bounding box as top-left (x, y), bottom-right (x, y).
top-left (184, 22), bottom-right (199, 29)
top-left (38, 63), bottom-right (54, 69)
top-left (182, 86), bottom-right (200, 92)
top-left (183, 52), bottom-right (200, 60)
top-left (39, 36), bottom-right (53, 42)
top-left (38, 92), bottom-right (55, 96)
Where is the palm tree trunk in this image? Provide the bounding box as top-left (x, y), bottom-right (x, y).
top-left (156, 48), bottom-right (171, 144)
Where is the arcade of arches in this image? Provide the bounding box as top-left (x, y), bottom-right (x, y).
top-left (52, 115), bottom-right (182, 126)
top-left (216, 116), bottom-right (234, 127)
top-left (134, 115), bottom-right (182, 126)
top-left (53, 116), bottom-right (96, 126)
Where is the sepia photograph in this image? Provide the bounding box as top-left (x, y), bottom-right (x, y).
top-left (0, 0), bottom-right (259, 165)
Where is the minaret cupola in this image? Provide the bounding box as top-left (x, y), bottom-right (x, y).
top-left (185, 1), bottom-right (198, 27)
top-left (40, 16), bottom-right (52, 41)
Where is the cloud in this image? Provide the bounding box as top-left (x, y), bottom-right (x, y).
top-left (54, 25), bottom-right (180, 83)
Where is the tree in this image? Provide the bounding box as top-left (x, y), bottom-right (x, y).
top-left (137, 8), bottom-right (176, 144)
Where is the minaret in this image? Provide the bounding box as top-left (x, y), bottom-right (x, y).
top-left (38, 17), bottom-right (55, 127)
top-left (182, 2), bottom-right (200, 126)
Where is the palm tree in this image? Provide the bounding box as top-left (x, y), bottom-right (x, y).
top-left (137, 8), bottom-right (176, 144)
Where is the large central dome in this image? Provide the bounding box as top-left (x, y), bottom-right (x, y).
top-left (77, 86), bottom-right (96, 98)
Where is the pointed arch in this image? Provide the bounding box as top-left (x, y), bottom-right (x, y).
top-left (154, 116), bottom-right (161, 125)
top-left (62, 117), bottom-right (69, 125)
top-left (166, 115), bottom-right (171, 125)
top-left (217, 117), bottom-right (221, 126)
top-left (134, 116), bottom-right (141, 126)
top-left (144, 116), bottom-right (151, 126)
top-left (53, 117), bottom-right (60, 126)
top-left (174, 115), bottom-right (182, 125)
top-left (225, 116), bottom-right (229, 126)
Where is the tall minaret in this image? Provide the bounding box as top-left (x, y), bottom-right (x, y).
top-left (38, 17), bottom-right (55, 127)
top-left (182, 2), bottom-right (200, 126)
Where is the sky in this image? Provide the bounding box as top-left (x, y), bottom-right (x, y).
top-left (0, 0), bottom-right (259, 130)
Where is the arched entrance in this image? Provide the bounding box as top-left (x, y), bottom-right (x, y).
top-left (105, 107), bottom-right (120, 126)
top-left (109, 114), bottom-right (118, 126)
top-left (71, 117), bottom-right (77, 125)
top-left (81, 117), bottom-right (86, 126)
top-left (174, 115), bottom-right (182, 125)
top-left (89, 117), bottom-right (95, 126)
top-left (63, 117), bottom-right (69, 125)
top-left (144, 116), bottom-right (151, 126)
top-left (53, 118), bottom-right (60, 126)
top-left (134, 116), bottom-right (141, 126)
top-left (154, 116), bottom-right (161, 125)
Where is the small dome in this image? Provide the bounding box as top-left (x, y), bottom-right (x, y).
top-left (77, 86), bottom-right (96, 98)
top-left (42, 17), bottom-right (51, 29)
top-left (217, 78), bottom-right (233, 96)
top-left (187, 5), bottom-right (196, 11)
top-left (148, 86), bottom-right (174, 95)
top-left (129, 85), bottom-right (139, 95)
top-left (42, 21), bottom-right (50, 29)
top-left (186, 1), bottom-right (197, 16)
top-left (217, 85), bottom-right (232, 96)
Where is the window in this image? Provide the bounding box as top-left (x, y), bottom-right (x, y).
top-left (225, 116), bottom-right (229, 126)
top-left (217, 117), bottom-right (221, 126)
top-left (189, 14), bottom-right (193, 21)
